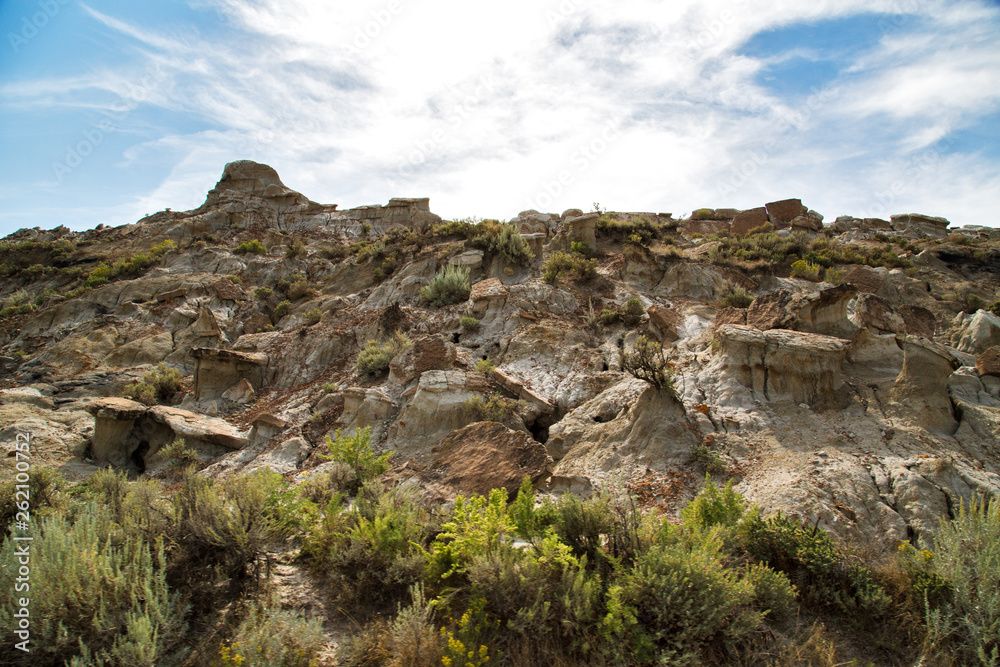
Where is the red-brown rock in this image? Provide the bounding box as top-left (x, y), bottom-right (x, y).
top-left (646, 305), bottom-right (683, 341)
top-left (765, 199), bottom-right (808, 224)
top-left (434, 421), bottom-right (552, 497)
top-left (977, 346), bottom-right (1000, 377)
top-left (899, 305), bottom-right (937, 339)
top-left (731, 207), bottom-right (769, 235)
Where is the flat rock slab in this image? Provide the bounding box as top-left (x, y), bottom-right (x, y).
top-left (149, 406), bottom-right (249, 449)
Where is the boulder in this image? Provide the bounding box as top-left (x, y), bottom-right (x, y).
top-left (899, 305), bottom-right (937, 339)
top-left (683, 219), bottom-right (731, 236)
top-left (746, 290), bottom-right (796, 330)
top-left (104, 332), bottom-right (174, 367)
top-left (468, 278), bottom-right (508, 318)
top-left (389, 336), bottom-right (457, 385)
top-left (844, 266), bottom-right (886, 295)
top-left (148, 405), bottom-right (249, 450)
top-left (0, 387), bottom-right (54, 410)
top-left (890, 337), bottom-right (960, 434)
top-left (952, 310), bottom-right (1000, 354)
top-left (765, 199), bottom-right (808, 225)
top-left (222, 378), bottom-right (256, 404)
top-left (714, 325), bottom-right (848, 405)
top-left (790, 210), bottom-right (823, 232)
top-left (86, 398), bottom-right (149, 467)
top-left (794, 284), bottom-right (858, 338)
top-left (563, 212), bottom-right (598, 249)
top-left (846, 329), bottom-right (904, 375)
top-left (212, 279), bottom-right (244, 302)
top-left (731, 207), bottom-right (769, 235)
top-left (852, 294), bottom-right (905, 334)
top-left (384, 370), bottom-right (492, 463)
top-left (890, 213), bottom-right (950, 238)
top-left (434, 422), bottom-right (552, 497)
top-left (646, 305), bottom-right (683, 341)
top-left (191, 347), bottom-right (268, 402)
top-left (978, 347), bottom-right (1000, 378)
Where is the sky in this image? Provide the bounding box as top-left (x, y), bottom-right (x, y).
top-left (1, 0), bottom-right (999, 237)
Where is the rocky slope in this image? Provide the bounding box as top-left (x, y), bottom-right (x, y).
top-left (2, 160), bottom-right (1000, 549)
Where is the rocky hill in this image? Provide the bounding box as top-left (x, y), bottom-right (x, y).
top-left (2, 159), bottom-right (1000, 553)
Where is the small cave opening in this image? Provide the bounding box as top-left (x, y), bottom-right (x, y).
top-left (452, 332), bottom-right (461, 344)
top-left (525, 413), bottom-right (563, 445)
top-left (131, 441), bottom-right (150, 474)
top-left (601, 362), bottom-right (609, 372)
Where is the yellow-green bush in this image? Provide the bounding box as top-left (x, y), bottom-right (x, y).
top-left (235, 239), bottom-right (267, 255)
top-left (541, 251), bottom-right (598, 284)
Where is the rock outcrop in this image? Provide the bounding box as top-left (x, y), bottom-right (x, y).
top-left (714, 325), bottom-right (849, 405)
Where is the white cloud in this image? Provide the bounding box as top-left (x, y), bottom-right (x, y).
top-left (3, 0), bottom-right (999, 233)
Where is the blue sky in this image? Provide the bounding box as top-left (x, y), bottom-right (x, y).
top-left (2, 0), bottom-right (999, 236)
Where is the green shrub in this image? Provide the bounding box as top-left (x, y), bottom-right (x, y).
top-left (169, 470), bottom-right (294, 587)
top-left (617, 535), bottom-right (761, 664)
top-left (990, 300), bottom-right (1000, 317)
top-left (85, 263), bottom-right (115, 288)
top-left (122, 381), bottom-right (158, 406)
top-left (420, 264), bottom-right (471, 307)
top-left (921, 496), bottom-right (1000, 664)
top-left (463, 392), bottom-right (521, 422)
top-left (790, 259), bottom-right (822, 281)
top-left (717, 285), bottom-right (754, 309)
top-left (283, 238), bottom-right (307, 259)
top-left (956, 289), bottom-right (987, 314)
top-left (150, 239), bottom-right (176, 258)
top-left (681, 477), bottom-right (747, 533)
top-left (692, 208), bottom-right (715, 220)
top-left (570, 241), bottom-right (595, 257)
top-left (318, 427), bottom-right (393, 494)
top-left (620, 335), bottom-right (676, 397)
top-left (342, 584), bottom-right (444, 666)
top-left (475, 357), bottom-right (496, 375)
top-left (0, 502), bottom-right (186, 666)
top-left (541, 251), bottom-right (598, 284)
top-left (285, 278), bottom-right (315, 301)
top-left (304, 308), bottom-right (323, 325)
top-left (596, 214), bottom-right (660, 245)
top-left (470, 221), bottom-right (534, 266)
top-left (227, 274), bottom-right (242, 284)
top-left (599, 308), bottom-right (619, 325)
top-left (740, 512), bottom-right (889, 617)
top-left (254, 286), bottom-right (273, 299)
top-left (158, 437), bottom-right (198, 473)
top-left (321, 381), bottom-right (337, 394)
top-left (235, 240), bottom-right (267, 255)
top-left (217, 604), bottom-right (325, 667)
top-left (690, 441), bottom-right (727, 474)
top-left (460, 316), bottom-right (480, 332)
top-left (355, 332), bottom-right (410, 376)
top-left (426, 488), bottom-right (515, 584)
top-left (300, 484), bottom-right (434, 610)
top-left (272, 299), bottom-right (292, 323)
top-left (0, 466), bottom-right (66, 537)
top-left (621, 297), bottom-right (644, 326)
